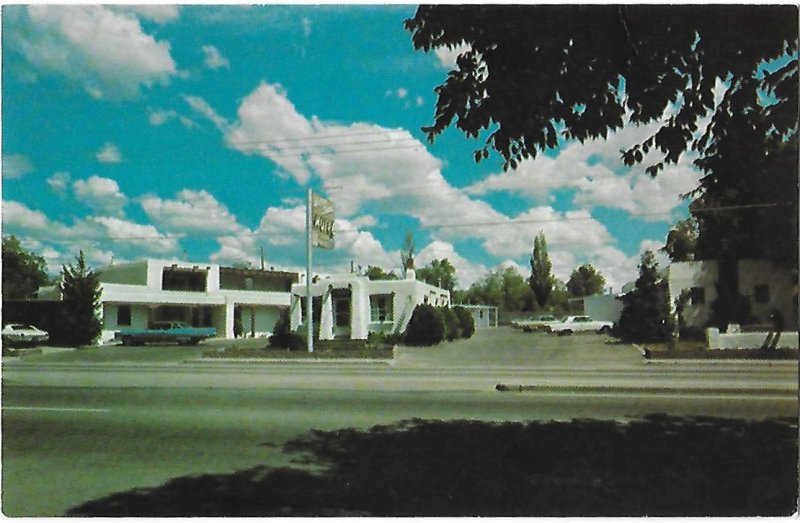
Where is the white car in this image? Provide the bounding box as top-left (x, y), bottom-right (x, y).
top-left (545, 315), bottom-right (613, 335)
top-left (2, 323), bottom-right (49, 346)
top-left (511, 314), bottom-right (559, 332)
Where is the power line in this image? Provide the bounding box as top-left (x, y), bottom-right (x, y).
top-left (7, 201), bottom-right (789, 244)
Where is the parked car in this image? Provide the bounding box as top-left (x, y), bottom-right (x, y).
top-left (544, 315), bottom-right (613, 335)
top-left (115, 321), bottom-right (217, 346)
top-left (2, 323), bottom-right (49, 346)
top-left (512, 314), bottom-right (559, 332)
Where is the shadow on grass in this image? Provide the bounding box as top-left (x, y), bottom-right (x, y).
top-left (67, 414), bottom-right (798, 517)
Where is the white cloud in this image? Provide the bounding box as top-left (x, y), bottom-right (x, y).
top-left (73, 175), bottom-right (127, 215)
top-left (115, 5), bottom-right (179, 25)
top-left (2, 154), bottom-right (33, 179)
top-left (47, 171), bottom-right (71, 196)
top-left (464, 119), bottom-right (702, 222)
top-left (9, 5), bottom-right (177, 99)
top-left (2, 200), bottom-right (54, 232)
top-left (96, 142), bottom-right (123, 164)
top-left (184, 95), bottom-right (231, 133)
top-left (433, 43), bottom-right (471, 69)
top-left (147, 107), bottom-right (197, 129)
top-left (93, 216), bottom-right (178, 254)
top-left (140, 189), bottom-right (245, 235)
top-left (202, 44), bottom-right (230, 70)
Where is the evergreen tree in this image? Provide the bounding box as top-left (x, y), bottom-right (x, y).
top-left (529, 232), bottom-right (555, 308)
top-left (616, 251), bottom-right (672, 342)
top-left (60, 251), bottom-right (102, 346)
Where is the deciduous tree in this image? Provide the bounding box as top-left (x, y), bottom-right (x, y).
top-left (566, 264), bottom-right (606, 297)
top-left (662, 218), bottom-right (698, 263)
top-left (405, 5), bottom-right (796, 174)
top-left (416, 258), bottom-right (457, 292)
top-left (364, 266), bottom-right (399, 281)
top-left (2, 235), bottom-right (50, 300)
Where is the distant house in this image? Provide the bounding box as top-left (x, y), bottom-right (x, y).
top-left (289, 268), bottom-right (451, 340)
top-left (667, 259), bottom-right (797, 328)
top-left (455, 304), bottom-right (498, 329)
top-left (569, 293), bottom-right (625, 324)
top-left (39, 259), bottom-right (299, 343)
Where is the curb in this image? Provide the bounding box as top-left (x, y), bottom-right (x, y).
top-left (184, 357), bottom-right (395, 365)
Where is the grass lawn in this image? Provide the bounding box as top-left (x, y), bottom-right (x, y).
top-left (6, 345), bottom-right (206, 364)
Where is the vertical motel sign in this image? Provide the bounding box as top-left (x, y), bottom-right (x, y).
top-left (312, 193), bottom-right (335, 249)
top-left (305, 189), bottom-right (335, 353)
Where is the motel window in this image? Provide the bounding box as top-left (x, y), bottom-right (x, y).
top-left (117, 305), bottom-right (131, 326)
top-left (690, 287), bottom-right (705, 305)
top-left (754, 284), bottom-right (770, 304)
top-left (370, 295), bottom-right (394, 323)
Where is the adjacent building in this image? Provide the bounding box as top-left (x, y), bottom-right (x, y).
top-left (289, 269), bottom-right (451, 340)
top-left (667, 259), bottom-right (797, 329)
top-left (40, 259), bottom-right (299, 343)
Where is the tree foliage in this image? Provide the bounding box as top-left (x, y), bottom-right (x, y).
top-left (364, 266), bottom-right (399, 281)
top-left (406, 5), bottom-right (799, 269)
top-left (616, 251), bottom-right (672, 342)
top-left (662, 218), bottom-right (698, 263)
top-left (530, 233), bottom-right (555, 308)
top-left (462, 265), bottom-right (534, 312)
top-left (405, 5), bottom-right (797, 173)
top-left (566, 264), bottom-right (606, 297)
top-left (60, 251), bottom-right (102, 346)
top-left (416, 258), bottom-right (457, 292)
top-left (2, 235), bottom-right (50, 300)
top-left (400, 231), bottom-right (415, 271)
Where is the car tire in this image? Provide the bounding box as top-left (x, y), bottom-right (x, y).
top-left (598, 326), bottom-right (611, 335)
top-left (559, 330), bottom-right (573, 336)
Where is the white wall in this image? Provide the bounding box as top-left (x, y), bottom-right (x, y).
top-left (668, 261), bottom-right (719, 327)
top-left (290, 274), bottom-right (451, 340)
top-left (584, 294), bottom-right (624, 323)
top-left (707, 328), bottom-right (799, 350)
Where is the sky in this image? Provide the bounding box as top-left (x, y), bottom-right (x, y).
top-left (1, 5), bottom-right (703, 291)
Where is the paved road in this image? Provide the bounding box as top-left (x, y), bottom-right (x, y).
top-left (2, 328), bottom-right (797, 516)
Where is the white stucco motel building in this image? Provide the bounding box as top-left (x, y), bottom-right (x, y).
top-left (667, 259), bottom-right (797, 329)
top-left (40, 259), bottom-right (299, 343)
top-left (289, 269), bottom-right (451, 340)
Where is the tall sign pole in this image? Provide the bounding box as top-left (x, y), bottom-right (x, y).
top-left (306, 187), bottom-right (313, 353)
top-left (305, 188), bottom-right (334, 354)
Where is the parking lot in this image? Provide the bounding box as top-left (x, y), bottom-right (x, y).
top-left (395, 326), bottom-right (643, 369)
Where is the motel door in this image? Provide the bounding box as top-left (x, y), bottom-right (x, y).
top-left (332, 289), bottom-right (351, 339)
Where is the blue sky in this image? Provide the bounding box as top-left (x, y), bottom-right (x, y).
top-left (2, 5), bottom-right (701, 290)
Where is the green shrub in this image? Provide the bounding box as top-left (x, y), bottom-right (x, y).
top-left (367, 331), bottom-right (403, 348)
top-left (270, 309), bottom-right (306, 351)
top-left (441, 307), bottom-right (461, 341)
top-left (453, 306), bottom-right (475, 339)
top-left (404, 304), bottom-right (445, 346)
